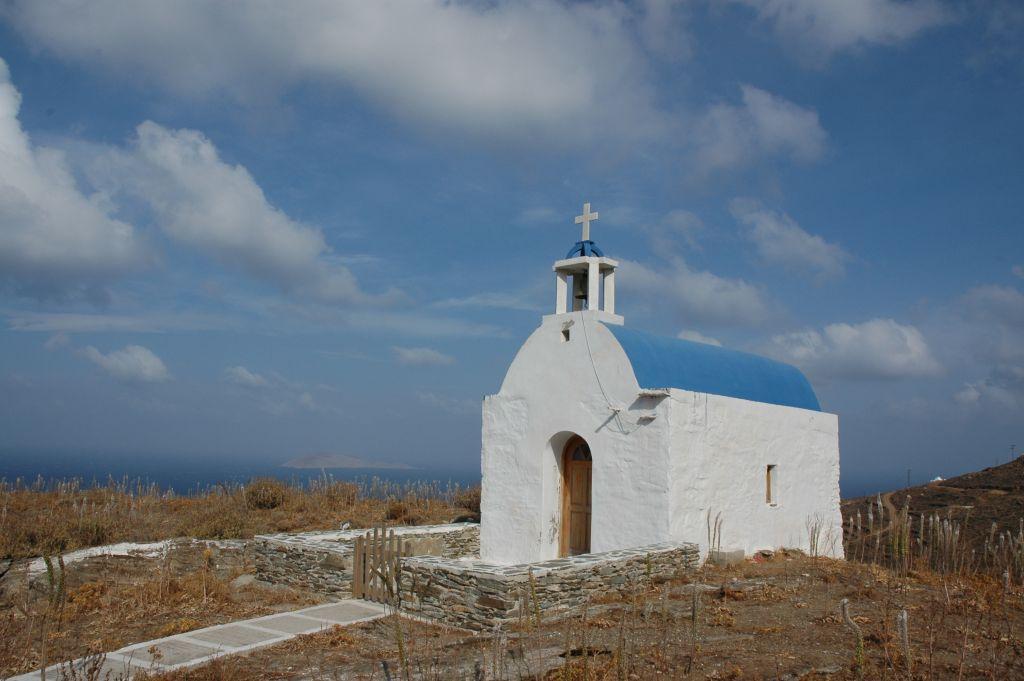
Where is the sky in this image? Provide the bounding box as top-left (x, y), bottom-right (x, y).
top-left (0, 1), bottom-right (1021, 493)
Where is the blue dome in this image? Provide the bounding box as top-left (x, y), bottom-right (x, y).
top-left (606, 325), bottom-right (821, 411)
top-left (565, 240), bottom-right (604, 258)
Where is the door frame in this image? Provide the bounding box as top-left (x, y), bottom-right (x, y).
top-left (559, 435), bottom-right (592, 557)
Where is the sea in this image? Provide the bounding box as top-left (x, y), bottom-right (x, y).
top-left (0, 449), bottom-right (480, 495)
top-left (0, 449), bottom-right (888, 499)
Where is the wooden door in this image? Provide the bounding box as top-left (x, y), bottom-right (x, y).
top-left (561, 438), bottom-right (592, 556)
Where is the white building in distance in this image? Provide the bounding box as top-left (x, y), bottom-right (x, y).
top-left (480, 203), bottom-right (843, 564)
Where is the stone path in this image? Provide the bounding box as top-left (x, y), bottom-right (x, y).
top-left (8, 599), bottom-right (388, 680)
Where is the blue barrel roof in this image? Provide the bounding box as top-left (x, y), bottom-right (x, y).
top-left (606, 325), bottom-right (821, 411)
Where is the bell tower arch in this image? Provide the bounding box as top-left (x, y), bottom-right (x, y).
top-left (552, 201), bottom-right (623, 324)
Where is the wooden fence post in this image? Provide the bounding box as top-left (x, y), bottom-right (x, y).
top-left (353, 535), bottom-right (363, 598)
top-left (374, 527), bottom-right (382, 602)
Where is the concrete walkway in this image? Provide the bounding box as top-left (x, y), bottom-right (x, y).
top-left (8, 599), bottom-right (388, 680)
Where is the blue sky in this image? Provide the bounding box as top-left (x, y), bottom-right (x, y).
top-left (0, 1), bottom-right (1021, 493)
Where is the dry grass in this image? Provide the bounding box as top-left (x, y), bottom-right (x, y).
top-left (138, 554), bottom-right (1024, 680)
top-left (0, 475), bottom-right (476, 677)
top-left (12, 471), bottom-right (1024, 678)
top-left (0, 475), bottom-right (478, 560)
top-left (4, 508), bottom-right (1024, 678)
top-left (842, 492), bottom-right (1024, 584)
top-left (0, 538), bottom-right (325, 678)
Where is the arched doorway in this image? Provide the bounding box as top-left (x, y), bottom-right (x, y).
top-left (560, 436), bottom-right (592, 557)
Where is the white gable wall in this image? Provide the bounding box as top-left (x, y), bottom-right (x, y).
top-left (481, 312), bottom-right (673, 565)
top-left (667, 390), bottom-right (843, 559)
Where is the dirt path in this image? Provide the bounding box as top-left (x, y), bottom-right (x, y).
top-left (881, 491), bottom-right (897, 519)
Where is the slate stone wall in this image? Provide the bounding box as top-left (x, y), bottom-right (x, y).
top-left (398, 541), bottom-right (700, 630)
top-left (253, 523), bottom-right (479, 596)
top-left (253, 538), bottom-right (353, 596)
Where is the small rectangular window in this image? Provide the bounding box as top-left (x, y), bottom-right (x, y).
top-left (766, 465), bottom-right (777, 505)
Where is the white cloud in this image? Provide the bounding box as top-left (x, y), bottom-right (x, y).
top-left (224, 369), bottom-right (339, 416)
top-left (727, 0), bottom-right (951, 60)
top-left (768, 318), bottom-right (942, 380)
top-left (43, 332), bottom-right (70, 351)
top-left (432, 292), bottom-right (540, 312)
top-left (677, 329), bottom-right (722, 346)
top-left (959, 285), bottom-right (1024, 329)
top-left (658, 210), bottom-right (705, 250)
top-left (949, 285), bottom-right (1024, 368)
top-left (953, 383), bottom-right (982, 406)
top-left (517, 207), bottom-right (561, 226)
top-left (1, 57), bottom-right (381, 307)
top-left (89, 121), bottom-right (379, 304)
top-left (969, 1), bottom-right (1024, 72)
top-left (80, 344), bottom-right (170, 383)
top-left (620, 257), bottom-right (776, 328)
top-left (392, 346), bottom-right (455, 366)
top-left (693, 85), bottom-right (826, 174)
top-left (636, 0), bottom-right (695, 61)
top-left (5, 1), bottom-right (667, 145)
top-left (730, 198), bottom-right (847, 278)
top-left (955, 365), bottom-right (1024, 410)
top-left (0, 58), bottom-right (143, 298)
top-left (223, 365), bottom-right (268, 388)
top-left (6, 310), bottom-right (234, 333)
top-left (418, 392), bottom-right (479, 417)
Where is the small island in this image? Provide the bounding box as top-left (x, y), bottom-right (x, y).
top-left (283, 453), bottom-right (417, 470)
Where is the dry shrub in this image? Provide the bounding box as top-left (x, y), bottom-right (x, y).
top-left (137, 655), bottom-right (244, 681)
top-left (67, 582), bottom-right (107, 616)
top-left (753, 584), bottom-right (786, 603)
top-left (279, 624), bottom-right (357, 652)
top-left (180, 495), bottom-right (250, 539)
top-left (156, 617), bottom-right (202, 637)
top-left (244, 478), bottom-right (289, 510)
top-left (0, 474), bottom-right (465, 560)
top-left (707, 605), bottom-right (735, 627)
top-left (454, 487), bottom-right (481, 514)
top-left (385, 500), bottom-right (408, 521)
top-left (72, 517), bottom-right (113, 548)
top-left (313, 481), bottom-right (359, 509)
top-left (383, 498), bottom-right (428, 525)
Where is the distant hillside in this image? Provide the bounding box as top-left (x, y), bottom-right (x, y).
top-left (843, 456), bottom-right (1024, 545)
top-left (283, 453), bottom-right (416, 470)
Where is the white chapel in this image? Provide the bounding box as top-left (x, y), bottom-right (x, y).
top-left (479, 203), bottom-right (843, 565)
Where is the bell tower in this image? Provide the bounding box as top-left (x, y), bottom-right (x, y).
top-left (551, 202), bottom-right (623, 325)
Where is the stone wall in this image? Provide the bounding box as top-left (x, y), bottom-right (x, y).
top-left (254, 523), bottom-right (479, 596)
top-left (398, 541), bottom-right (699, 630)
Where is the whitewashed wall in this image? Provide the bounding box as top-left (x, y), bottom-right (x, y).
top-left (481, 312), bottom-right (672, 564)
top-left (667, 391), bottom-right (844, 559)
top-left (480, 312), bottom-right (844, 565)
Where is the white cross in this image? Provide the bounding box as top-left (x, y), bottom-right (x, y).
top-left (574, 202), bottom-right (599, 242)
